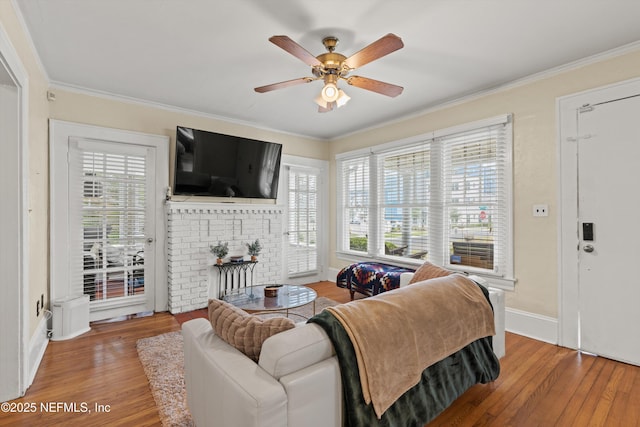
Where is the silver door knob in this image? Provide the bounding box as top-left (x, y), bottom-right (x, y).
top-left (583, 244), bottom-right (594, 253)
top-left (146, 237), bottom-right (154, 243)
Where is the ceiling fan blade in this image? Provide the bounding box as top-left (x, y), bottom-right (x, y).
top-left (343, 33), bottom-right (404, 70)
top-left (254, 77), bottom-right (313, 93)
top-left (347, 76), bottom-right (404, 97)
top-left (269, 35), bottom-right (323, 67)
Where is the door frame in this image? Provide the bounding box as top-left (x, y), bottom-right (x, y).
top-left (278, 155), bottom-right (329, 284)
top-left (49, 120), bottom-right (170, 315)
top-left (557, 76), bottom-right (640, 350)
top-left (0, 24), bottom-right (29, 400)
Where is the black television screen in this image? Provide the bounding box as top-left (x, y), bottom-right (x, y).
top-left (174, 126), bottom-right (282, 199)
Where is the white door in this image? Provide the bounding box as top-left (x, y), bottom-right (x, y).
top-left (577, 94), bottom-right (640, 366)
top-left (70, 139), bottom-right (156, 320)
top-left (280, 158), bottom-right (328, 284)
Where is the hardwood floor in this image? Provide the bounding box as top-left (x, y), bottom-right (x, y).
top-left (2, 281), bottom-right (638, 426)
top-left (0, 311), bottom-right (180, 427)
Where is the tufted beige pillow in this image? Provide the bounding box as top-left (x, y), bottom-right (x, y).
top-left (208, 299), bottom-right (295, 361)
top-left (408, 261), bottom-right (454, 285)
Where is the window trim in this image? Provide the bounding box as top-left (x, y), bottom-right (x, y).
top-left (336, 114), bottom-right (515, 290)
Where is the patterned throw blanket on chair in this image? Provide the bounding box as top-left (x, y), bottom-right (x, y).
top-left (336, 262), bottom-right (415, 298)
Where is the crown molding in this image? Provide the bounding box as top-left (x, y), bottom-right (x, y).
top-left (333, 40), bottom-right (640, 141)
top-left (48, 80), bottom-right (328, 142)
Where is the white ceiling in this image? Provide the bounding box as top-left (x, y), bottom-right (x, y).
top-left (16, 0), bottom-right (640, 140)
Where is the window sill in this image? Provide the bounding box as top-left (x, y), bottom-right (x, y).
top-left (475, 275), bottom-right (516, 291)
top-left (335, 251), bottom-right (516, 291)
top-left (336, 251), bottom-right (425, 270)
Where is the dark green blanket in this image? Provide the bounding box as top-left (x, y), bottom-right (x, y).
top-left (308, 289), bottom-right (500, 426)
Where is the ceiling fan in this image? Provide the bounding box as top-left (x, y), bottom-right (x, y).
top-left (254, 33), bottom-right (404, 112)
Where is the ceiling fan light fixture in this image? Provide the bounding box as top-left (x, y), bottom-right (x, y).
top-left (321, 82), bottom-right (339, 102)
top-left (336, 89), bottom-right (351, 108)
top-left (314, 93), bottom-right (328, 108)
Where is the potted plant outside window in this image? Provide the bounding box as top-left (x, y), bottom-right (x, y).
top-left (210, 241), bottom-right (229, 265)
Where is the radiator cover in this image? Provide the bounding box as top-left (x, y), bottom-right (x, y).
top-left (51, 294), bottom-right (91, 341)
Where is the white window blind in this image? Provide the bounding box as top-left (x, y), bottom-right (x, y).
top-left (287, 167), bottom-right (319, 276)
top-left (378, 144), bottom-right (431, 260)
top-left (69, 140), bottom-right (148, 303)
top-left (336, 115), bottom-right (512, 281)
top-left (441, 123), bottom-right (507, 274)
top-left (339, 156), bottom-right (370, 254)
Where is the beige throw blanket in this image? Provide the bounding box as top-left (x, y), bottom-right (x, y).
top-left (326, 274), bottom-right (495, 418)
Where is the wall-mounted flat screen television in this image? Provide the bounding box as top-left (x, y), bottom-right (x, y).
top-left (174, 126), bottom-right (283, 199)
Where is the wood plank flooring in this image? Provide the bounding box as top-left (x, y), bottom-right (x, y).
top-left (1, 281), bottom-right (638, 426)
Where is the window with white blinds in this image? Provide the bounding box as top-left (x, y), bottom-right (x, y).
top-left (287, 167), bottom-right (319, 277)
top-left (337, 115), bottom-right (513, 280)
top-left (378, 145), bottom-right (431, 260)
top-left (69, 140), bottom-right (148, 303)
top-left (441, 123), bottom-right (507, 274)
top-left (339, 156), bottom-right (370, 253)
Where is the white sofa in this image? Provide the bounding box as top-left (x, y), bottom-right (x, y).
top-left (182, 284), bottom-right (505, 427)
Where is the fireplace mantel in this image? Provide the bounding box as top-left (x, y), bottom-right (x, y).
top-left (166, 201), bottom-right (284, 215)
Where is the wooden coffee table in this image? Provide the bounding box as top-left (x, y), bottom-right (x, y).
top-left (222, 284), bottom-right (317, 318)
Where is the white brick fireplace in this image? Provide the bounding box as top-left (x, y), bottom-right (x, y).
top-left (166, 202), bottom-right (283, 313)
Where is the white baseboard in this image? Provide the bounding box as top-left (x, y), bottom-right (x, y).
top-left (505, 307), bottom-right (558, 345)
top-left (27, 315), bottom-right (49, 388)
top-left (326, 267), bottom-right (339, 282)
